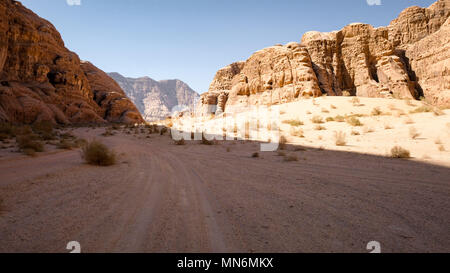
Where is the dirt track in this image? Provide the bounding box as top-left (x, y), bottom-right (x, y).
top-left (0, 129), bottom-right (449, 253)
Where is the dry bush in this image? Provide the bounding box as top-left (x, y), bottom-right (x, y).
top-left (351, 130), bottom-right (360, 136)
top-left (334, 131), bottom-right (347, 146)
top-left (410, 105), bottom-right (433, 114)
top-left (160, 127), bottom-right (168, 135)
top-left (438, 145), bottom-right (446, 152)
top-left (282, 119), bottom-right (304, 127)
top-left (314, 125), bottom-right (326, 131)
top-left (409, 127), bottom-right (420, 139)
top-left (32, 121), bottom-right (55, 140)
top-left (57, 139), bottom-right (76, 150)
top-left (334, 115), bottom-right (345, 122)
top-left (347, 116), bottom-right (363, 127)
top-left (391, 146), bottom-right (410, 158)
top-left (0, 123), bottom-right (16, 139)
top-left (81, 140), bottom-right (116, 166)
top-left (290, 128), bottom-right (304, 138)
top-left (279, 135), bottom-right (287, 150)
top-left (101, 128), bottom-right (115, 137)
top-left (351, 97), bottom-right (361, 106)
top-left (277, 150), bottom-right (286, 156)
top-left (16, 134), bottom-right (44, 155)
top-left (311, 115), bottom-right (324, 124)
top-left (284, 154), bottom-right (299, 162)
top-left (251, 152), bottom-right (260, 158)
top-left (371, 107), bottom-right (382, 116)
top-left (326, 117), bottom-right (335, 122)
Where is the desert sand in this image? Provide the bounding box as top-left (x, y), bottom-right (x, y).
top-left (0, 97), bottom-right (449, 253)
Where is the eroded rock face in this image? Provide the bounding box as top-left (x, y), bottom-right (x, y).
top-left (202, 0), bottom-right (450, 113)
top-left (200, 43), bottom-right (321, 114)
top-left (0, 0), bottom-right (143, 124)
top-left (109, 73), bottom-right (199, 122)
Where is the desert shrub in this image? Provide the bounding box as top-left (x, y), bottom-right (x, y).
top-left (326, 117), bottom-right (335, 122)
top-left (290, 128), bottom-right (304, 138)
top-left (32, 121), bottom-right (54, 138)
top-left (277, 150), bottom-right (286, 156)
top-left (334, 131), bottom-right (347, 146)
top-left (438, 145), bottom-right (446, 152)
top-left (0, 123), bottom-right (16, 138)
top-left (409, 127), bottom-right (420, 139)
top-left (391, 146), bottom-right (410, 158)
top-left (284, 154), bottom-right (299, 162)
top-left (57, 139), bottom-right (75, 150)
top-left (160, 127), bottom-right (168, 135)
top-left (279, 135), bottom-right (287, 150)
top-left (371, 107), bottom-right (382, 116)
top-left (101, 128), bottom-right (115, 137)
top-left (251, 152), bottom-right (259, 158)
top-left (311, 115), bottom-right (324, 124)
top-left (410, 105), bottom-right (433, 114)
top-left (334, 115), bottom-right (345, 122)
top-left (75, 138), bottom-right (88, 147)
top-left (16, 134), bottom-right (44, 154)
top-left (282, 119), bottom-right (304, 127)
top-left (347, 116), bottom-right (363, 127)
top-left (351, 130), bottom-right (360, 136)
top-left (81, 140), bottom-right (116, 166)
top-left (351, 97), bottom-right (361, 106)
top-left (314, 125), bottom-right (326, 131)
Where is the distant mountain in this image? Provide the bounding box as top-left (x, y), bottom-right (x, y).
top-left (108, 73), bottom-right (200, 122)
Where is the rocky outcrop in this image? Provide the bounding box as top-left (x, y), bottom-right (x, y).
top-left (0, 0), bottom-right (144, 124)
top-left (202, 0), bottom-right (450, 113)
top-left (109, 73), bottom-right (199, 122)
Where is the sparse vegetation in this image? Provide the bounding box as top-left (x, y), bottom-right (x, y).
top-left (334, 131), bottom-right (347, 146)
top-left (279, 135), bottom-right (287, 150)
top-left (56, 139), bottom-right (76, 150)
top-left (290, 128), bottom-right (304, 138)
top-left (391, 146), bottom-right (411, 159)
top-left (277, 150), bottom-right (286, 156)
top-left (314, 125), bottom-right (326, 131)
top-left (81, 140), bottom-right (116, 166)
top-left (16, 134), bottom-right (44, 155)
top-left (346, 116), bottom-right (363, 127)
top-left (351, 130), bottom-right (360, 136)
top-left (351, 97), bottom-right (361, 106)
top-left (251, 152), bottom-right (259, 158)
top-left (334, 115), bottom-right (345, 122)
top-left (438, 145), bottom-right (446, 152)
top-left (371, 107), bottom-right (382, 116)
top-left (311, 115), bottom-right (324, 124)
top-left (326, 117), bottom-right (335, 122)
top-left (282, 119), bottom-right (304, 127)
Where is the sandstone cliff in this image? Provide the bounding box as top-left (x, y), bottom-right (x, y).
top-left (109, 73), bottom-right (199, 122)
top-left (0, 0), bottom-right (144, 124)
top-left (202, 0), bottom-right (450, 114)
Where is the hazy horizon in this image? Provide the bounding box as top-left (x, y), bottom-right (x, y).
top-left (20, 0), bottom-right (436, 94)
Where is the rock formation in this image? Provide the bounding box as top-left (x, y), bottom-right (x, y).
top-left (201, 0), bottom-right (450, 114)
top-left (108, 73), bottom-right (199, 122)
top-left (0, 0), bottom-right (144, 124)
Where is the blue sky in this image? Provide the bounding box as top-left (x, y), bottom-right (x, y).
top-left (20, 0), bottom-right (436, 94)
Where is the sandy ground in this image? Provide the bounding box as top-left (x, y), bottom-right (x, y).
top-left (0, 103), bottom-right (449, 253)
